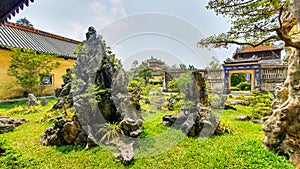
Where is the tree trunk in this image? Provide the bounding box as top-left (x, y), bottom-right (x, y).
top-left (262, 47), bottom-right (300, 166)
top-left (292, 0), bottom-right (300, 24)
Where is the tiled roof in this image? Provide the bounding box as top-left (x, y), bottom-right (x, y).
top-left (0, 0), bottom-right (34, 22)
top-left (152, 67), bottom-right (161, 71)
top-left (147, 58), bottom-right (165, 64)
top-left (0, 23), bottom-right (81, 58)
top-left (239, 46), bottom-right (282, 53)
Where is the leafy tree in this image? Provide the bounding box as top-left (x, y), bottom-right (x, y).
top-left (198, 1), bottom-right (298, 48)
top-left (231, 73), bottom-right (246, 86)
top-left (163, 64), bottom-right (170, 70)
top-left (188, 65), bottom-right (197, 70)
top-left (168, 73), bottom-right (192, 93)
top-left (206, 56), bottom-right (222, 70)
top-left (179, 64), bottom-right (187, 70)
top-left (130, 60), bottom-right (139, 76)
top-left (167, 79), bottom-right (179, 92)
top-left (7, 48), bottom-right (60, 95)
top-left (136, 61), bottom-right (153, 84)
top-left (127, 77), bottom-right (144, 110)
top-left (16, 17), bottom-right (33, 28)
top-left (105, 46), bottom-right (122, 69)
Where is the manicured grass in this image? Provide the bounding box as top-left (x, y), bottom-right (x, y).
top-left (0, 100), bottom-right (294, 168)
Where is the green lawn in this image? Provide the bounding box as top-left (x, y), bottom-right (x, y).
top-left (0, 100), bottom-right (294, 169)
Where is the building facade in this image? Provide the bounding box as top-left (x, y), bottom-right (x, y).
top-left (164, 46), bottom-right (288, 93)
top-left (210, 46), bottom-right (287, 93)
top-left (0, 22), bottom-right (81, 99)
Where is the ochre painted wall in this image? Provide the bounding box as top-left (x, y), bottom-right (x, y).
top-left (0, 48), bottom-right (76, 100)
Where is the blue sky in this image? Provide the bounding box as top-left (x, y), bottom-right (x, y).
top-left (9, 0), bottom-right (236, 69)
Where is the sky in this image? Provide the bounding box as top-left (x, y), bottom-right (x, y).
top-left (9, 0), bottom-right (237, 70)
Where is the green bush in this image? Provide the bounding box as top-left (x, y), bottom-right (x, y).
top-left (167, 79), bottom-right (179, 92)
top-left (207, 92), bottom-right (220, 106)
top-left (237, 82), bottom-right (251, 91)
top-left (248, 90), bottom-right (272, 119)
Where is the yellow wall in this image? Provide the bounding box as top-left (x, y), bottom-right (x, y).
top-left (0, 48), bottom-right (76, 100)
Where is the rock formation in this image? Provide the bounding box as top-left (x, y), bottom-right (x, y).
top-left (40, 97), bottom-right (49, 106)
top-left (51, 68), bottom-right (73, 111)
top-left (41, 27), bottom-right (143, 164)
top-left (162, 75), bottom-right (220, 137)
top-left (0, 116), bottom-right (28, 134)
top-left (162, 103), bottom-right (220, 137)
top-left (40, 116), bottom-right (87, 146)
top-left (71, 26), bottom-right (142, 143)
top-left (26, 94), bottom-right (38, 106)
top-left (262, 47), bottom-right (300, 166)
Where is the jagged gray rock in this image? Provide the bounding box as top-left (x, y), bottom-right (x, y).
top-left (40, 116), bottom-right (87, 146)
top-left (0, 116), bottom-right (28, 134)
top-left (162, 75), bottom-right (220, 137)
top-left (162, 103), bottom-right (220, 137)
top-left (51, 68), bottom-right (73, 111)
top-left (27, 94), bottom-right (38, 106)
top-left (71, 26), bottom-right (143, 145)
top-left (235, 116), bottom-right (251, 121)
top-left (110, 138), bottom-right (134, 165)
top-left (40, 27), bottom-right (143, 164)
top-left (40, 97), bottom-right (49, 106)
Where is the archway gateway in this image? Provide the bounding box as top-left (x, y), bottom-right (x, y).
top-left (229, 71), bottom-right (252, 91)
top-left (223, 59), bottom-right (261, 93)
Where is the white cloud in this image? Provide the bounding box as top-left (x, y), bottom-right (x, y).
top-left (112, 6), bottom-right (126, 16)
top-left (88, 0), bottom-right (127, 28)
top-left (109, 0), bottom-right (122, 5)
top-left (89, 1), bottom-right (107, 14)
top-left (68, 21), bottom-right (87, 40)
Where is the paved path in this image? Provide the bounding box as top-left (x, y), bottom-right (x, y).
top-left (0, 95), bottom-right (55, 104)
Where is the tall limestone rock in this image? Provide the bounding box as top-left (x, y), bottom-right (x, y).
top-left (262, 47), bottom-right (300, 166)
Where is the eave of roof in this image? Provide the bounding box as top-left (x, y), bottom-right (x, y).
top-left (238, 46), bottom-right (283, 53)
top-left (152, 67), bottom-right (161, 71)
top-left (224, 58), bottom-right (261, 64)
top-left (147, 59), bottom-right (165, 63)
top-left (0, 0), bottom-right (34, 22)
top-left (0, 23), bottom-right (82, 59)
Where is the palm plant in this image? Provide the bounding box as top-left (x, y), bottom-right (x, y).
top-left (96, 122), bottom-right (124, 144)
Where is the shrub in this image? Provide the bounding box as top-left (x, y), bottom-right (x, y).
top-left (214, 120), bottom-right (235, 135)
top-left (208, 92), bottom-right (220, 107)
top-left (8, 106), bottom-right (41, 115)
top-left (248, 90), bottom-right (272, 119)
top-left (96, 122), bottom-right (124, 144)
top-left (167, 79), bottom-right (179, 92)
top-left (237, 82), bottom-right (251, 91)
top-left (39, 108), bottom-right (75, 123)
